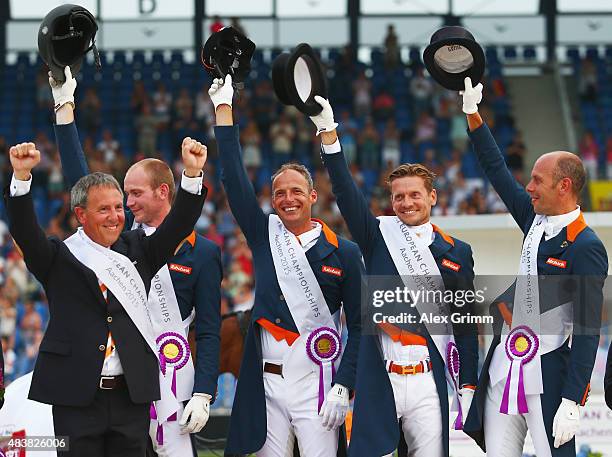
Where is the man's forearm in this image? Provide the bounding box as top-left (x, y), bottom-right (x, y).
top-left (320, 130), bottom-right (338, 146)
top-left (467, 112), bottom-right (483, 132)
top-left (215, 105), bottom-right (233, 126)
top-left (55, 103), bottom-right (75, 125)
top-left (13, 170), bottom-right (31, 181)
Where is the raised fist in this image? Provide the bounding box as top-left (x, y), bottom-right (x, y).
top-left (181, 137), bottom-right (207, 177)
top-left (10, 142), bottom-right (41, 179)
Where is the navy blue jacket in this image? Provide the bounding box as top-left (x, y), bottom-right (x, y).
top-left (321, 148), bottom-right (478, 457)
top-left (463, 123), bottom-right (608, 455)
top-left (55, 123), bottom-right (222, 397)
top-left (216, 125), bottom-right (363, 455)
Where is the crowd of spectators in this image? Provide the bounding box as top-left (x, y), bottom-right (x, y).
top-left (1, 35), bottom-right (533, 387)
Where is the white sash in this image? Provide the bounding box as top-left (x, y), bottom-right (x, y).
top-left (489, 215), bottom-right (575, 415)
top-left (268, 215), bottom-right (339, 398)
top-left (378, 216), bottom-right (467, 426)
top-left (378, 217), bottom-right (455, 372)
top-left (512, 215), bottom-right (545, 395)
top-left (64, 228), bottom-right (177, 424)
top-left (138, 224), bottom-right (195, 402)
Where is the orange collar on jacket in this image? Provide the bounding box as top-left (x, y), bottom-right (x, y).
top-left (432, 224), bottom-right (455, 247)
top-left (174, 230), bottom-right (196, 255)
top-left (566, 212), bottom-right (587, 243)
top-left (311, 218), bottom-right (338, 248)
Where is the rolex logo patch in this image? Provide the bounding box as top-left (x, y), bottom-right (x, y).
top-left (546, 257), bottom-right (567, 269)
top-left (441, 259), bottom-right (460, 272)
top-left (322, 265), bottom-right (342, 277)
top-left (169, 263), bottom-right (192, 275)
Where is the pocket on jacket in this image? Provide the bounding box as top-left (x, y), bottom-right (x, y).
top-left (39, 338), bottom-right (71, 356)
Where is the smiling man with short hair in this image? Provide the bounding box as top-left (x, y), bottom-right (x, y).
top-left (461, 77), bottom-right (608, 457)
top-left (316, 95), bottom-right (478, 457)
top-left (5, 138), bottom-right (207, 457)
top-left (210, 75), bottom-right (363, 457)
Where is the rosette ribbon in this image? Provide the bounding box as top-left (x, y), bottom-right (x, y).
top-left (500, 325), bottom-right (539, 415)
top-left (306, 327), bottom-right (342, 412)
top-left (446, 341), bottom-right (463, 430)
top-left (150, 332), bottom-right (191, 444)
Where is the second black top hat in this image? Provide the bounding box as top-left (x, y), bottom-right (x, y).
top-left (423, 26), bottom-right (485, 91)
top-left (272, 43), bottom-right (328, 116)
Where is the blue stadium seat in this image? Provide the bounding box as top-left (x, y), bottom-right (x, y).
top-left (523, 46), bottom-right (536, 60)
top-left (503, 46), bottom-right (517, 60)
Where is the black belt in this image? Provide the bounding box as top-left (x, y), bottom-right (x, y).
top-left (99, 375), bottom-right (126, 390)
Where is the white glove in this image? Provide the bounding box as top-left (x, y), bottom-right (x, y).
top-left (319, 384), bottom-right (349, 431)
top-left (49, 66), bottom-right (77, 112)
top-left (552, 398), bottom-right (580, 448)
top-left (459, 387), bottom-right (475, 423)
top-left (311, 95), bottom-right (339, 135)
top-left (179, 393), bottom-right (211, 434)
top-left (459, 77), bottom-right (483, 115)
top-left (208, 74), bottom-right (234, 110)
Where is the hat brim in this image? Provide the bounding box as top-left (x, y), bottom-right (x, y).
top-left (423, 37), bottom-right (485, 91)
top-left (272, 43), bottom-right (327, 116)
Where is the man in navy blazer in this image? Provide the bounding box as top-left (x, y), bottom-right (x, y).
top-left (48, 67), bottom-right (222, 457)
top-left (210, 75), bottom-right (363, 457)
top-left (315, 96), bottom-right (478, 457)
top-left (461, 77), bottom-right (608, 457)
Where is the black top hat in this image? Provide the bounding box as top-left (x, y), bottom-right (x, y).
top-left (272, 44), bottom-right (328, 116)
top-left (38, 3), bottom-right (100, 83)
top-left (423, 26), bottom-right (485, 91)
top-left (201, 26), bottom-right (256, 90)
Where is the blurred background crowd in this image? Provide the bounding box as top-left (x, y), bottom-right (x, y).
top-left (1, 19), bottom-right (610, 404)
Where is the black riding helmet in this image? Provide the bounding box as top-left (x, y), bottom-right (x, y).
top-left (38, 4), bottom-right (100, 83)
top-left (201, 26), bottom-right (256, 90)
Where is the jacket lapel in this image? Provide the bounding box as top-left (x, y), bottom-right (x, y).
top-left (429, 224), bottom-right (454, 259)
top-left (537, 212), bottom-right (587, 257)
top-left (305, 219), bottom-right (338, 263)
top-left (63, 244), bottom-right (108, 310)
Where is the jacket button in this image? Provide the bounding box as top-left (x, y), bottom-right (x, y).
top-left (279, 295), bottom-right (285, 301)
top-left (275, 318), bottom-right (281, 324)
top-left (107, 316), bottom-right (113, 323)
top-left (99, 344), bottom-right (106, 351)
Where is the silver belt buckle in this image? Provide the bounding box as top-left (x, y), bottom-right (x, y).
top-left (99, 376), bottom-right (114, 389)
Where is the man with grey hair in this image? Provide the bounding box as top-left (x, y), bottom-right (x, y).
top-left (5, 138), bottom-right (208, 457)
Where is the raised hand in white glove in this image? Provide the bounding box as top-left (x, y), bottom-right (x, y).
top-left (319, 384), bottom-right (349, 431)
top-left (552, 398), bottom-right (580, 448)
top-left (208, 74), bottom-right (234, 110)
top-left (179, 393), bottom-right (212, 434)
top-left (49, 66), bottom-right (77, 112)
top-left (310, 95), bottom-right (339, 135)
top-left (459, 77), bottom-right (483, 115)
top-left (459, 387), bottom-right (475, 424)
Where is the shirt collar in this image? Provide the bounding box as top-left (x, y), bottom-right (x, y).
top-left (297, 221), bottom-right (322, 252)
top-left (407, 221), bottom-right (434, 246)
top-left (543, 206), bottom-right (581, 240)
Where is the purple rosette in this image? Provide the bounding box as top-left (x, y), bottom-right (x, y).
top-left (500, 325), bottom-right (539, 415)
top-left (151, 332), bottom-right (191, 444)
top-left (306, 327), bottom-right (342, 412)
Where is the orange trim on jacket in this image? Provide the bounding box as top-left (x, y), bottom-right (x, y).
top-left (311, 218), bottom-right (338, 248)
top-left (566, 213), bottom-right (587, 243)
top-left (432, 224), bottom-right (455, 247)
